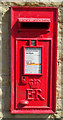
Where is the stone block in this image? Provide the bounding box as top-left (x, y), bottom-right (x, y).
top-left (0, 102), bottom-right (2, 110)
top-left (0, 111), bottom-right (49, 118)
top-left (56, 99), bottom-right (62, 110)
top-left (0, 13), bottom-right (2, 21)
top-left (57, 49), bottom-right (61, 62)
top-left (2, 58), bottom-right (10, 74)
top-left (62, 99), bottom-right (63, 110)
top-left (58, 25), bottom-right (62, 35)
top-left (0, 74), bottom-right (11, 86)
top-left (2, 33), bottom-right (10, 74)
top-left (0, 6), bottom-right (2, 14)
top-left (57, 37), bottom-right (61, 50)
top-left (0, 25), bottom-right (2, 34)
top-left (2, 21), bottom-right (10, 34)
top-left (23, 0), bottom-right (39, 2)
top-left (0, 76), bottom-right (2, 86)
top-left (2, 7), bottom-right (11, 22)
top-left (57, 73), bottom-right (61, 86)
top-left (61, 61), bottom-right (63, 74)
top-left (48, 111), bottom-right (61, 118)
top-left (2, 75), bottom-right (10, 86)
top-left (61, 87), bottom-right (63, 99)
top-left (1, 86), bottom-right (10, 111)
top-left (0, 112), bottom-right (3, 118)
top-left (54, 111), bottom-right (61, 118)
top-left (61, 111), bottom-right (63, 118)
top-left (61, 75), bottom-right (63, 84)
top-left (0, 87), bottom-right (2, 97)
top-left (0, 33), bottom-right (2, 41)
top-left (56, 86), bottom-right (61, 99)
top-left (0, 63), bottom-right (2, 74)
top-left (61, 37), bottom-right (63, 50)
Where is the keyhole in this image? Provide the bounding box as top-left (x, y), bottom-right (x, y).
top-left (23, 76), bottom-right (25, 81)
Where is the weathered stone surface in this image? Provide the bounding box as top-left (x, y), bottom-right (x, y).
top-left (0, 88), bottom-right (2, 97)
top-left (1, 86), bottom-right (10, 111)
top-left (61, 75), bottom-right (63, 85)
top-left (61, 61), bottom-right (63, 75)
top-left (2, 22), bottom-right (9, 34)
top-left (57, 37), bottom-right (61, 50)
top-left (61, 111), bottom-right (63, 118)
top-left (61, 87), bottom-right (63, 98)
top-left (0, 112), bottom-right (3, 118)
top-left (2, 8), bottom-right (11, 22)
top-left (56, 99), bottom-right (62, 110)
top-left (56, 86), bottom-right (61, 99)
top-left (0, 13), bottom-right (2, 22)
top-left (61, 99), bottom-right (63, 112)
top-left (2, 33), bottom-right (10, 74)
top-left (0, 75), bottom-right (10, 86)
top-left (0, 6), bottom-right (2, 14)
top-left (0, 24), bottom-right (2, 34)
top-left (0, 111), bottom-right (50, 118)
top-left (54, 111), bottom-right (61, 118)
top-left (0, 1), bottom-right (62, 119)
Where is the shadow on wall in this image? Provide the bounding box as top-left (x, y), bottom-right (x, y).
top-left (2, 8), bottom-right (11, 117)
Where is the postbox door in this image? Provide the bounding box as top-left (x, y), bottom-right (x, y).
top-left (15, 39), bottom-right (52, 110)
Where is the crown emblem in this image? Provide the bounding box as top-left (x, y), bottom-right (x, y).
top-left (28, 79), bottom-right (40, 89)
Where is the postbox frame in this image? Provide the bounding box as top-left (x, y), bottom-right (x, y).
top-left (11, 6), bottom-right (58, 114)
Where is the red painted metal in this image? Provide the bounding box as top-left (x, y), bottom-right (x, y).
top-left (11, 6), bottom-right (58, 114)
top-left (18, 18), bottom-right (51, 22)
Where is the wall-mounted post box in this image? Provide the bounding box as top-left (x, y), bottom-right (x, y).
top-left (11, 7), bottom-right (58, 114)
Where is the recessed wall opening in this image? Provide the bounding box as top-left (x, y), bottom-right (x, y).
top-left (21, 22), bottom-right (50, 29)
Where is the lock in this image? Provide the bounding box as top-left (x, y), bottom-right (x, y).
top-left (11, 6), bottom-right (58, 114)
top-left (21, 76), bottom-right (27, 85)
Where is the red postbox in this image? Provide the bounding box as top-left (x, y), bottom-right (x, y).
top-left (11, 7), bottom-right (58, 114)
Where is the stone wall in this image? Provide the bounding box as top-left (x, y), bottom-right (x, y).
top-left (0, 1), bottom-right (63, 119)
